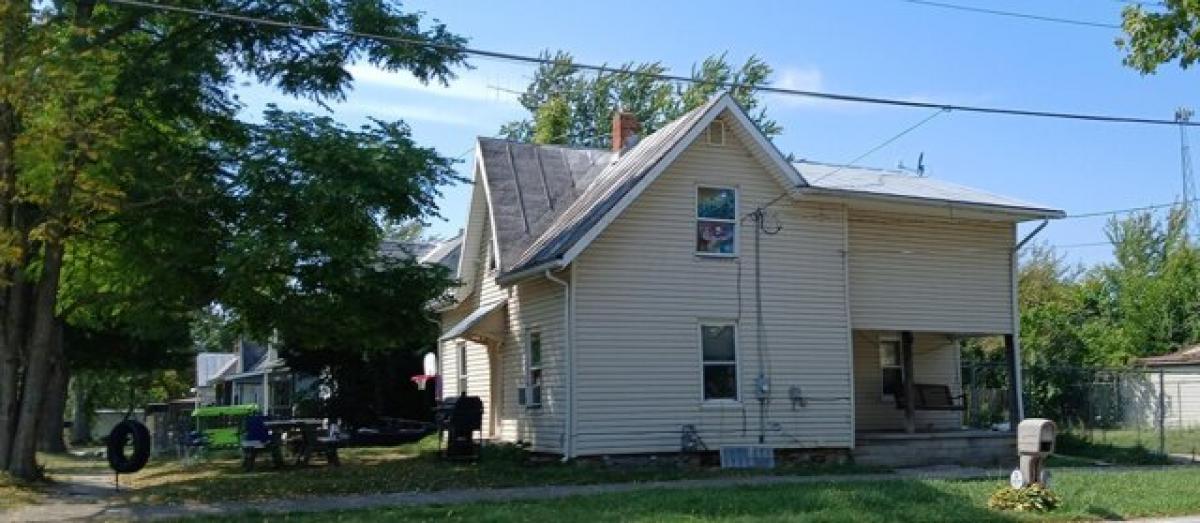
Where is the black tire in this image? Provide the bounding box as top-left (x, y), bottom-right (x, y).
top-left (106, 420), bottom-right (151, 474)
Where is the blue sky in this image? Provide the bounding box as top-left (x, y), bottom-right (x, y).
top-left (237, 0), bottom-right (1200, 267)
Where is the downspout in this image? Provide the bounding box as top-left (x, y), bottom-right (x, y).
top-left (544, 269), bottom-right (572, 461)
top-left (1010, 219), bottom-right (1049, 421)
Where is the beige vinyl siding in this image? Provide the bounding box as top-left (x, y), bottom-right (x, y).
top-left (440, 196), bottom-right (568, 450)
top-left (492, 274), bottom-right (567, 452)
top-left (439, 217), bottom-right (503, 438)
top-left (573, 115), bottom-right (853, 455)
top-left (1162, 370), bottom-right (1200, 428)
top-left (1124, 367), bottom-right (1200, 429)
top-left (847, 210), bottom-right (1014, 334)
top-left (852, 330), bottom-right (962, 432)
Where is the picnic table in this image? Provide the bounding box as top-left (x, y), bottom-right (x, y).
top-left (241, 418), bottom-right (341, 470)
top-left (265, 418), bottom-right (341, 467)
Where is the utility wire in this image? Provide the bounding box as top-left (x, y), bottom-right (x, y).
top-left (1065, 198), bottom-right (1199, 219)
top-left (898, 0), bottom-right (1121, 29)
top-left (103, 0), bottom-right (1200, 128)
top-left (745, 108), bottom-right (950, 217)
top-left (808, 108), bottom-right (949, 184)
top-left (1052, 241), bottom-right (1113, 249)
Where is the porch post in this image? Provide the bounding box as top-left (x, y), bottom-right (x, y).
top-left (901, 331), bottom-right (916, 434)
top-left (1004, 334), bottom-right (1021, 430)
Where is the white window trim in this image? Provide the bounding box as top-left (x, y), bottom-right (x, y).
top-left (524, 329), bottom-right (543, 408)
top-left (879, 334), bottom-right (904, 403)
top-left (457, 341), bottom-right (468, 395)
top-left (699, 321), bottom-right (741, 404)
top-left (695, 185), bottom-right (739, 258)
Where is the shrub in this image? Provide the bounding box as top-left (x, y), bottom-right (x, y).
top-left (987, 484), bottom-right (1061, 512)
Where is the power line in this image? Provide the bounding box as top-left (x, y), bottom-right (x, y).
top-left (1065, 198), bottom-right (1199, 219)
top-left (898, 0), bottom-right (1121, 29)
top-left (103, 0), bottom-right (1200, 128)
top-left (1051, 241), bottom-right (1112, 249)
top-left (809, 108), bottom-right (949, 184)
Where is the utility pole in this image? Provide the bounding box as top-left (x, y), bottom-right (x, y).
top-left (1176, 107), bottom-right (1196, 236)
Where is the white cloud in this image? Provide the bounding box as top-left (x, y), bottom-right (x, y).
top-left (347, 64), bottom-right (521, 104)
top-left (347, 102), bottom-right (481, 127)
top-left (769, 66), bottom-right (832, 108)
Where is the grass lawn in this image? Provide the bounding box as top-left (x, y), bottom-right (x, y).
top-left (1055, 428), bottom-right (1200, 464)
top-left (1080, 427), bottom-right (1200, 458)
top-left (0, 475), bottom-right (40, 509)
top-left (210, 467), bottom-right (1200, 522)
top-left (96, 437), bottom-right (870, 505)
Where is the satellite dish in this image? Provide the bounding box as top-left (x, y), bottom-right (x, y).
top-left (423, 352), bottom-right (438, 376)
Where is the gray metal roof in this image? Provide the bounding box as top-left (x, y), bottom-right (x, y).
top-left (472, 93), bottom-right (1062, 283)
top-left (500, 97), bottom-right (721, 276)
top-left (419, 233), bottom-right (463, 273)
top-left (477, 138), bottom-right (613, 273)
top-left (798, 161), bottom-right (1063, 217)
top-left (1139, 345), bottom-right (1200, 367)
top-left (439, 299), bottom-right (507, 341)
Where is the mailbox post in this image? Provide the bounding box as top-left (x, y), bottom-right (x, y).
top-left (1013, 418), bottom-right (1056, 488)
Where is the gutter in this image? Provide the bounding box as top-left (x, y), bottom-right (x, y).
top-left (496, 259), bottom-right (565, 286)
top-left (543, 269), bottom-right (573, 461)
top-left (1009, 219), bottom-right (1049, 421)
top-left (798, 186), bottom-right (1066, 221)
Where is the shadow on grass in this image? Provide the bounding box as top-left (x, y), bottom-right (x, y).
top-left (235, 479), bottom-right (1018, 523)
top-left (125, 437), bottom-right (873, 505)
top-left (1056, 432), bottom-right (1169, 465)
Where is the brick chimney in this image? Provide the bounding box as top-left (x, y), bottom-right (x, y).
top-left (611, 110), bottom-right (641, 153)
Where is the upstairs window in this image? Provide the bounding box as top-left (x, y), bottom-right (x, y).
top-left (696, 187), bottom-right (737, 256)
top-left (701, 323), bottom-right (739, 401)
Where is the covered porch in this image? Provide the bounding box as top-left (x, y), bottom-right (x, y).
top-left (851, 329), bottom-right (1020, 466)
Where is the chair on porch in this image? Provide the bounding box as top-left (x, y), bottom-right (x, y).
top-left (894, 383), bottom-right (965, 411)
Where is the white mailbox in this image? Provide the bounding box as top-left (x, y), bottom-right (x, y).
top-left (1017, 419), bottom-right (1056, 456)
top-left (1012, 418), bottom-right (1056, 489)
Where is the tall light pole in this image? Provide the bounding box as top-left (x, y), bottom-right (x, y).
top-left (1177, 107), bottom-right (1196, 236)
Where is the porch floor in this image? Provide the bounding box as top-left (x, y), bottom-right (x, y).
top-left (854, 429), bottom-right (1015, 468)
top-left (856, 429), bottom-right (1013, 441)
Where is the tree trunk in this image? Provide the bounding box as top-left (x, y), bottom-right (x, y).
top-left (38, 324), bottom-right (67, 453)
top-left (7, 239), bottom-right (66, 479)
top-left (0, 99), bottom-right (24, 472)
top-left (70, 375), bottom-right (92, 444)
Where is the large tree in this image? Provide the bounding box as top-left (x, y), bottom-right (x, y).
top-left (0, 0), bottom-right (466, 480)
top-left (1119, 1), bottom-right (1200, 73)
top-left (501, 51), bottom-right (780, 147)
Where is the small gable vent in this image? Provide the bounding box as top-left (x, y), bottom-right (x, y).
top-left (706, 120), bottom-right (726, 146)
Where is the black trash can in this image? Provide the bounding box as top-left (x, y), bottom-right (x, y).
top-left (436, 395), bottom-right (483, 460)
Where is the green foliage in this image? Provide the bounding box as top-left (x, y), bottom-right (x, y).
top-left (1016, 208), bottom-right (1200, 424)
top-left (532, 96), bottom-right (572, 145)
top-left (500, 51), bottom-right (779, 148)
top-left (1055, 432), bottom-right (1170, 465)
top-left (987, 484), bottom-right (1061, 512)
top-left (1118, 1), bottom-right (1200, 73)
top-left (0, 0), bottom-right (469, 476)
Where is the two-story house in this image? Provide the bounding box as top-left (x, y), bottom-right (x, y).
top-left (437, 93), bottom-right (1063, 466)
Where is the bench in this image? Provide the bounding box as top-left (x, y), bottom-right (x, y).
top-left (895, 383), bottom-right (965, 411)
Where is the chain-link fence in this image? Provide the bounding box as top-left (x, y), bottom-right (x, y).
top-left (962, 361), bottom-right (1200, 463)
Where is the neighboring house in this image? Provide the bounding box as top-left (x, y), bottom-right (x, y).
top-left (197, 339), bottom-right (307, 417)
top-left (195, 352), bottom-right (238, 405)
top-left (192, 234), bottom-right (464, 416)
top-left (436, 93), bottom-right (1064, 466)
top-left (1135, 346), bottom-right (1200, 429)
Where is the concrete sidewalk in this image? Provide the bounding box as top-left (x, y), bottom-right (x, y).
top-left (3, 466), bottom-right (1006, 522)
